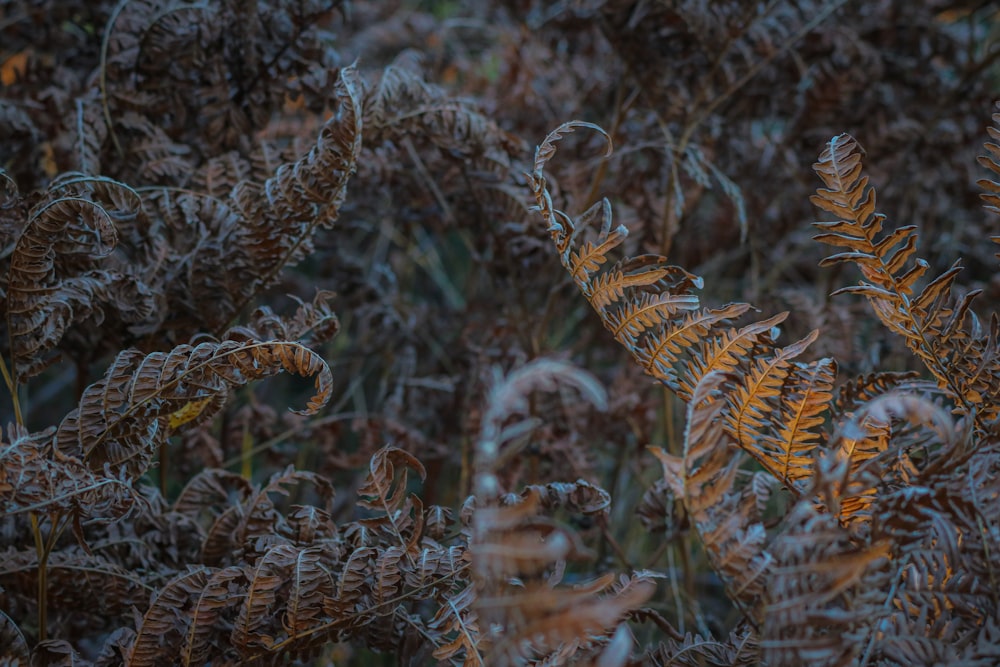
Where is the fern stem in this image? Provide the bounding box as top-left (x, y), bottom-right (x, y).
top-left (99, 0), bottom-right (129, 160)
top-left (29, 512), bottom-right (46, 642)
top-left (0, 351), bottom-right (23, 426)
top-left (30, 512), bottom-right (64, 643)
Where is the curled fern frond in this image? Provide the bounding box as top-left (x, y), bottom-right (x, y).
top-left (5, 175), bottom-right (155, 381)
top-left (54, 338), bottom-right (333, 478)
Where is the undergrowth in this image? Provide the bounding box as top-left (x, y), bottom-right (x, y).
top-left (2, 1), bottom-right (1000, 665)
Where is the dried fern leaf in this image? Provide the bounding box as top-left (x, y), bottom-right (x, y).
top-left (54, 338), bottom-right (333, 477)
top-left (179, 566), bottom-right (245, 667)
top-left (723, 330), bottom-right (821, 485)
top-left (635, 302), bottom-right (752, 395)
top-left (762, 502), bottom-right (889, 667)
top-left (428, 583), bottom-right (483, 666)
top-left (530, 122), bottom-right (770, 406)
top-left (357, 446), bottom-right (427, 556)
top-left (652, 372), bottom-right (772, 614)
top-left (0, 422), bottom-right (136, 519)
top-left (237, 290), bottom-right (340, 348)
top-left (677, 311), bottom-right (787, 400)
top-left (812, 133), bottom-right (1000, 433)
top-left (232, 544), bottom-right (299, 651)
top-left (129, 567), bottom-right (213, 667)
top-left (977, 108), bottom-right (1000, 220)
top-left (194, 64), bottom-right (363, 329)
top-left (5, 176), bottom-right (154, 381)
top-left (645, 628), bottom-right (759, 666)
top-left (763, 357), bottom-right (837, 486)
top-left (173, 468), bottom-right (254, 519)
top-left (833, 370), bottom-right (922, 419)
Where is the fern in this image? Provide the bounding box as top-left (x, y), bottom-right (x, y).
top-left (812, 133), bottom-right (1000, 434)
top-left (55, 337), bottom-right (333, 478)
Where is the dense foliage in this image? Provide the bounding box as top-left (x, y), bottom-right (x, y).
top-left (2, 1), bottom-right (999, 665)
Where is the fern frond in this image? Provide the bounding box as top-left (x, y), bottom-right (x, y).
top-left (180, 566), bottom-right (245, 667)
top-left (232, 544), bottom-right (299, 651)
top-left (605, 291), bottom-right (702, 347)
top-left (724, 330), bottom-right (820, 485)
top-left (762, 502), bottom-right (889, 667)
top-left (129, 567), bottom-right (214, 667)
top-left (833, 370), bottom-right (923, 420)
top-left (812, 134), bottom-right (1000, 433)
top-left (763, 357), bottom-right (837, 486)
top-left (634, 302), bottom-right (752, 395)
top-left (54, 338), bottom-right (333, 478)
top-left (652, 372), bottom-right (773, 613)
top-left (977, 106), bottom-right (1000, 221)
top-left (428, 583), bottom-right (483, 666)
top-left (5, 176), bottom-right (155, 381)
top-left (0, 422), bottom-right (137, 519)
top-left (222, 64), bottom-right (363, 329)
top-left (677, 311), bottom-right (787, 399)
top-left (644, 628), bottom-right (759, 666)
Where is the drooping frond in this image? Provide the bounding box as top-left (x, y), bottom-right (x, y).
top-left (54, 338), bottom-right (333, 478)
top-left (528, 121), bottom-right (783, 404)
top-left (216, 65), bottom-right (363, 329)
top-left (4, 174), bottom-right (156, 381)
top-left (651, 373), bottom-right (773, 615)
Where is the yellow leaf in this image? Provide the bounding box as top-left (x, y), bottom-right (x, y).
top-left (167, 396), bottom-right (214, 429)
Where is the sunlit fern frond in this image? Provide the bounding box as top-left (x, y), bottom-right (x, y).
top-left (812, 134), bottom-right (1000, 434)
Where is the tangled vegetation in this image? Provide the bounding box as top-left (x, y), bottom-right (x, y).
top-left (2, 1), bottom-right (1000, 665)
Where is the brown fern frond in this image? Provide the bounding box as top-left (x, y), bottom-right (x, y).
top-left (5, 174), bottom-right (155, 381)
top-left (676, 311), bottom-right (787, 399)
top-left (0, 422), bottom-right (136, 520)
top-left (651, 372), bottom-right (772, 617)
top-left (812, 133), bottom-right (1000, 433)
top-left (767, 357), bottom-right (837, 484)
top-left (428, 583), bottom-right (483, 666)
top-left (977, 105), bottom-right (1000, 221)
top-left (225, 467), bottom-right (336, 563)
top-left (232, 544), bottom-right (301, 651)
top-left (723, 331), bottom-right (823, 487)
top-left (356, 446), bottom-right (427, 556)
top-left (529, 122), bottom-right (767, 402)
top-left (236, 290), bottom-right (341, 348)
top-left (635, 302), bottom-right (753, 394)
top-left (128, 567), bottom-right (215, 667)
top-left (761, 501), bottom-right (889, 667)
top-left (487, 573), bottom-right (655, 664)
top-left (363, 55), bottom-right (522, 160)
top-left (172, 469), bottom-right (254, 521)
top-left (54, 338), bottom-right (333, 478)
top-left (643, 628), bottom-right (759, 666)
top-left (220, 64), bottom-right (363, 330)
top-left (179, 566), bottom-right (244, 667)
top-left (832, 370), bottom-right (923, 420)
